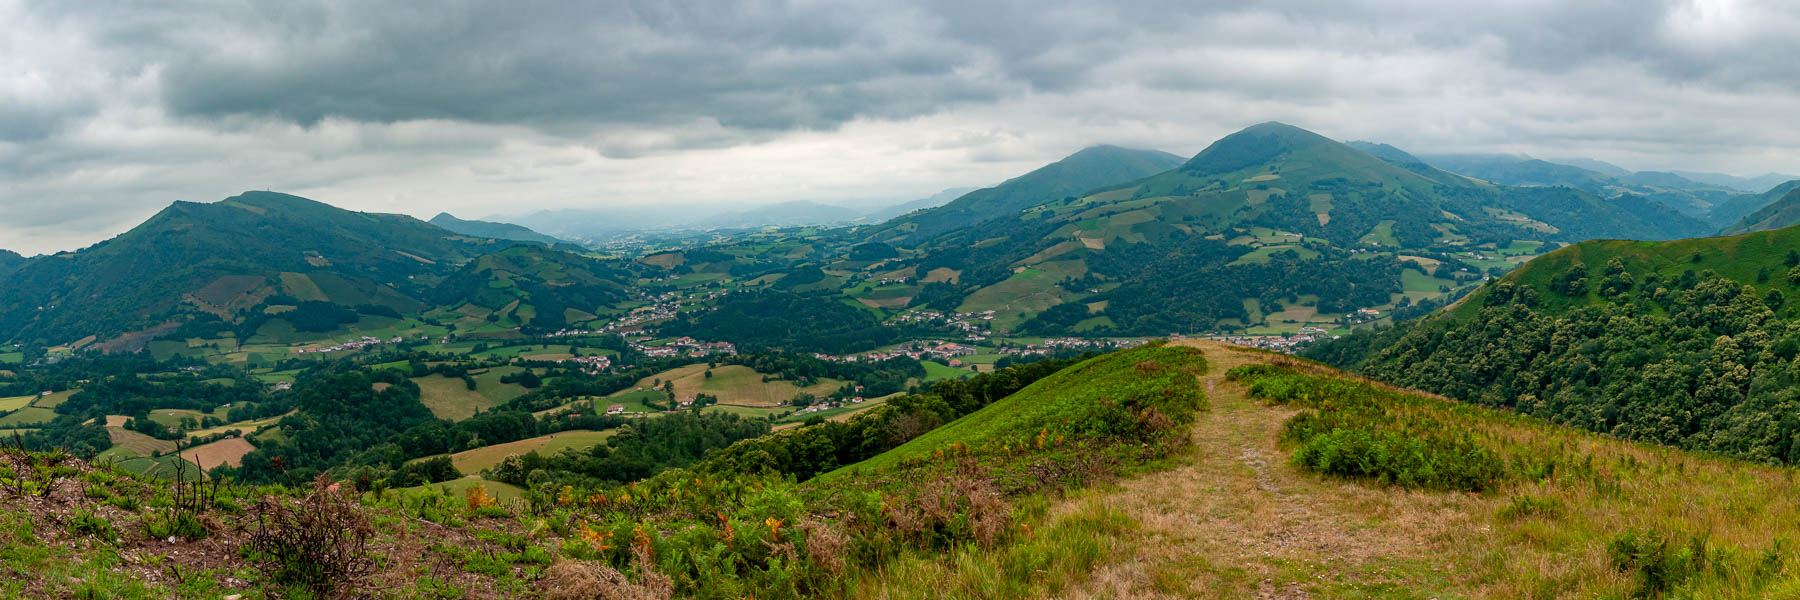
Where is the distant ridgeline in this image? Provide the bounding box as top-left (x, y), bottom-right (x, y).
top-left (868, 122), bottom-right (1719, 336)
top-left (1307, 224), bottom-right (1800, 465)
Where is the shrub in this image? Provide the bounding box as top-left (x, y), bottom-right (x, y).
top-left (1607, 529), bottom-right (1711, 597)
top-left (1240, 367), bottom-right (1506, 492)
top-left (65, 509), bottom-right (116, 542)
top-left (1497, 494), bottom-right (1564, 520)
top-left (144, 509), bottom-right (209, 541)
top-left (246, 476), bottom-right (376, 598)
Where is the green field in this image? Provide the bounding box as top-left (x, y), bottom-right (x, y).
top-left (0, 352), bottom-right (22, 364)
top-left (613, 364), bottom-right (844, 408)
top-left (0, 407), bottom-right (56, 427)
top-left (414, 477), bottom-right (528, 504)
top-left (435, 430), bottom-right (618, 474)
top-left (921, 361), bottom-right (975, 382)
top-left (412, 374), bottom-right (504, 421)
top-left (0, 396), bottom-right (33, 412)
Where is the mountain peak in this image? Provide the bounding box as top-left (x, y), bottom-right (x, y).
top-left (1181, 122), bottom-right (1336, 177)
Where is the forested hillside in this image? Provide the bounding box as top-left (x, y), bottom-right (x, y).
top-left (0, 192), bottom-right (518, 345)
top-left (1308, 224), bottom-right (1800, 465)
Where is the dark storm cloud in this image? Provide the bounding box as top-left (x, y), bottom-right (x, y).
top-left (4, 0), bottom-right (1800, 255)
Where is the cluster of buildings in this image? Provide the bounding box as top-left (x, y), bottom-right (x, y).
top-left (1206, 329), bottom-right (1336, 354)
top-left (887, 308), bottom-right (997, 333)
top-left (792, 396), bottom-right (866, 417)
top-left (295, 336), bottom-right (403, 354)
top-left (557, 354), bottom-right (614, 374)
top-left (633, 336), bottom-right (736, 359)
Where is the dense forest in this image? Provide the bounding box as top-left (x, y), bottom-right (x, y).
top-left (1310, 270), bottom-right (1800, 465)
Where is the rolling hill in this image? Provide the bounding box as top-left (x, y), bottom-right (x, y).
top-left (17, 339), bottom-right (1800, 597)
top-left (1411, 152), bottom-right (1760, 224)
top-left (1719, 182), bottom-right (1800, 234)
top-left (865, 145), bottom-right (1186, 243)
top-left (0, 191), bottom-right (522, 346)
top-left (884, 122), bottom-right (1708, 334)
top-left (428, 212), bottom-right (565, 245)
top-left (429, 244), bottom-right (638, 332)
top-left (1306, 222), bottom-right (1800, 468)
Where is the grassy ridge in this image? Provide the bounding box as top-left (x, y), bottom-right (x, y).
top-left (838, 342), bottom-right (1206, 476)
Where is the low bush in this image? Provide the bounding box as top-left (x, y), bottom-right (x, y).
top-left (246, 476), bottom-right (376, 598)
top-left (1234, 366), bottom-right (1505, 492)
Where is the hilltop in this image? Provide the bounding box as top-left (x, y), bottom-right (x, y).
top-left (1720, 183), bottom-right (1800, 234)
top-left (0, 191), bottom-right (526, 347)
top-left (864, 121), bottom-right (1704, 335)
top-left (430, 212), bottom-right (566, 245)
top-left (866, 145), bottom-right (1186, 243)
top-left (9, 340), bottom-right (1800, 598)
top-left (1307, 222), bottom-right (1800, 467)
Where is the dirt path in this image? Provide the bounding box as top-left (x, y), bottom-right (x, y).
top-left (1057, 340), bottom-right (1491, 599)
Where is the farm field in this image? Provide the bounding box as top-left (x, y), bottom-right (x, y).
top-left (32, 389), bottom-right (77, 408)
top-left (0, 407), bottom-right (56, 428)
top-left (412, 374), bottom-right (504, 421)
top-left (0, 396), bottom-right (33, 412)
top-left (415, 477), bottom-right (528, 504)
top-left (436, 429), bottom-right (618, 474)
top-left (185, 412), bottom-right (291, 439)
top-left (921, 361), bottom-right (975, 382)
top-left (619, 364), bottom-right (844, 407)
top-left (178, 437), bottom-right (256, 470)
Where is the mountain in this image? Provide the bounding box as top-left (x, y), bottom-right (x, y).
top-left (860, 187), bottom-right (978, 222)
top-left (1306, 223), bottom-right (1800, 467)
top-left (882, 122), bottom-right (1706, 334)
top-left (1551, 156), bottom-right (1633, 177)
top-left (700, 200), bottom-right (863, 229)
top-left (429, 244), bottom-right (636, 332)
top-left (428, 212), bottom-right (565, 245)
top-left (0, 249), bottom-right (22, 276)
top-left (1720, 183), bottom-right (1800, 234)
top-left (0, 191), bottom-right (516, 346)
top-left (1345, 140), bottom-right (1423, 165)
top-left (1412, 152), bottom-right (1773, 223)
top-left (1418, 153), bottom-right (1621, 192)
top-left (1672, 170), bottom-right (1800, 193)
top-left (505, 205), bottom-right (707, 239)
top-left (867, 145), bottom-right (1186, 243)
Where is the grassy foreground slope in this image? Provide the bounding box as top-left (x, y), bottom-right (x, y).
top-left (8, 340), bottom-right (1800, 598)
top-left (1055, 341), bottom-right (1800, 598)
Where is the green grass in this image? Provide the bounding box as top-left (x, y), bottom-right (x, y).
top-left (0, 352), bottom-right (21, 364)
top-left (415, 477), bottom-right (528, 504)
top-left (921, 361), bottom-right (975, 383)
top-left (436, 429), bottom-right (619, 474)
top-left (0, 396), bottom-right (33, 412)
top-left (0, 407), bottom-right (56, 427)
top-left (832, 342), bottom-right (1207, 476)
top-left (412, 374), bottom-right (503, 421)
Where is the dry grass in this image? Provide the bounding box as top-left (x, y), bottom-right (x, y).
top-left (106, 427), bottom-right (178, 457)
top-left (179, 437), bottom-right (256, 470)
top-left (1052, 339), bottom-right (1800, 598)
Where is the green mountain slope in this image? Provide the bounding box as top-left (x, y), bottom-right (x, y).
top-left (887, 122), bottom-right (1706, 334)
top-left (1306, 223), bottom-right (1800, 466)
top-left (429, 245), bottom-right (637, 332)
top-left (1720, 183), bottom-right (1800, 234)
top-left (0, 249), bottom-right (22, 277)
top-left (0, 191), bottom-right (515, 345)
top-left (429, 212), bottom-right (565, 245)
top-left (1417, 152), bottom-right (1755, 223)
top-left (867, 145), bottom-right (1186, 243)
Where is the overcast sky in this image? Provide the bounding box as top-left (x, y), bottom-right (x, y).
top-left (3, 0), bottom-right (1798, 255)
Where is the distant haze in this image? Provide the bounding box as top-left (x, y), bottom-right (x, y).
top-left (2, 1), bottom-right (1799, 255)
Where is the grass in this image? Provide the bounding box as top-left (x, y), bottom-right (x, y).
top-left (614, 364), bottom-right (844, 408)
top-left (432, 429), bottom-right (619, 474)
top-left (834, 342), bottom-right (1207, 476)
top-left (415, 477), bottom-right (528, 504)
top-left (412, 374), bottom-right (503, 421)
top-left (921, 361), bottom-right (975, 383)
top-left (0, 396), bottom-right (33, 412)
top-left (0, 407), bottom-right (56, 427)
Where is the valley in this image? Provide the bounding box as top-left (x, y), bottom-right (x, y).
top-left (0, 122), bottom-right (1797, 599)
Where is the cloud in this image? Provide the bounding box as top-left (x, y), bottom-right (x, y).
top-left (1, 0), bottom-right (1799, 254)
